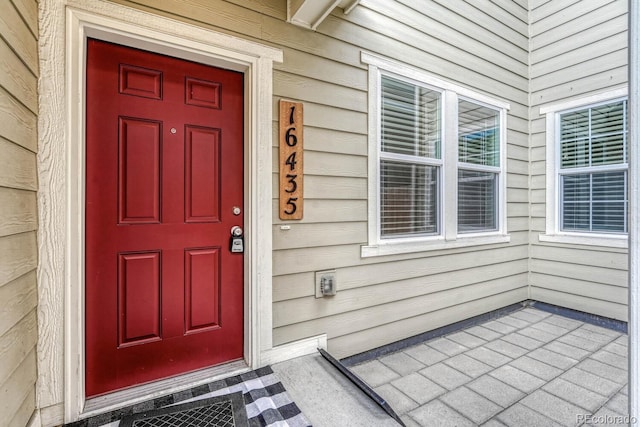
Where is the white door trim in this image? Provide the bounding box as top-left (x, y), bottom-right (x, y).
top-left (37, 1), bottom-right (281, 422)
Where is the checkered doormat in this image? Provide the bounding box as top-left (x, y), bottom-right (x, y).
top-left (67, 366), bottom-right (311, 427)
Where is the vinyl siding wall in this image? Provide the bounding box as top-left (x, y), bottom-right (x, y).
top-left (110, 0), bottom-right (531, 358)
top-left (529, 0), bottom-right (629, 320)
top-left (0, 0), bottom-right (39, 425)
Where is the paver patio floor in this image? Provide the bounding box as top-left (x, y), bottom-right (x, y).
top-left (348, 307), bottom-right (629, 426)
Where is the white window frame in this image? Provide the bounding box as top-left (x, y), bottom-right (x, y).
top-left (361, 52), bottom-right (510, 257)
top-left (539, 87), bottom-right (629, 249)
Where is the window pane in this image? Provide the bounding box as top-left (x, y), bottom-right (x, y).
top-left (560, 110), bottom-right (590, 168)
top-left (561, 171), bottom-right (627, 233)
top-left (560, 100), bottom-right (627, 168)
top-left (457, 170), bottom-right (497, 233)
top-left (592, 171), bottom-right (626, 232)
top-left (381, 75), bottom-right (440, 158)
top-left (380, 161), bottom-right (438, 237)
top-left (591, 134), bottom-right (625, 165)
top-left (560, 136), bottom-right (589, 168)
top-left (561, 174), bottom-right (591, 230)
top-left (458, 100), bottom-right (499, 166)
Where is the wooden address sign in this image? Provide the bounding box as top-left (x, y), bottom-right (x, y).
top-left (279, 100), bottom-right (303, 220)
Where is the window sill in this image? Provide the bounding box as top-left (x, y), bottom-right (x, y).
top-left (538, 233), bottom-right (628, 249)
top-left (361, 234), bottom-right (511, 258)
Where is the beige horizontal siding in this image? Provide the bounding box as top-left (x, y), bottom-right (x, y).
top-left (328, 286), bottom-right (528, 358)
top-left (529, 0), bottom-right (628, 321)
top-left (277, 278), bottom-right (529, 358)
top-left (94, 0), bottom-right (530, 359)
top-left (0, 0), bottom-right (38, 424)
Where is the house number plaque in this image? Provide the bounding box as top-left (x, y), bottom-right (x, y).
top-left (279, 100), bottom-right (304, 220)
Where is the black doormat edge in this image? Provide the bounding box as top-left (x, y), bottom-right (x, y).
top-left (118, 391), bottom-right (248, 427)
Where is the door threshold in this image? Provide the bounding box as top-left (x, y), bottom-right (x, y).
top-left (82, 360), bottom-right (250, 420)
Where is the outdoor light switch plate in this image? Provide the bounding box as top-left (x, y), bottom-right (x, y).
top-left (315, 270), bottom-right (337, 298)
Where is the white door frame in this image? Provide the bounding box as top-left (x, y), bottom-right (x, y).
top-left (38, 1), bottom-right (281, 422)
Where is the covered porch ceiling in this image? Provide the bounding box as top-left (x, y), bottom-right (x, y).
top-left (287, 0), bottom-right (360, 30)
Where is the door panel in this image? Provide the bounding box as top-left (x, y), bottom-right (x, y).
top-left (118, 118), bottom-right (162, 224)
top-left (185, 247), bottom-right (221, 333)
top-left (85, 39), bottom-right (244, 397)
top-left (118, 252), bottom-right (162, 347)
top-left (185, 126), bottom-right (221, 222)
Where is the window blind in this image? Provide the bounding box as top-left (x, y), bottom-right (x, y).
top-left (380, 75), bottom-right (441, 238)
top-left (559, 100), bottom-right (628, 233)
top-left (458, 170), bottom-right (497, 232)
top-left (561, 101), bottom-right (626, 168)
top-left (458, 100), bottom-right (499, 167)
top-left (381, 76), bottom-right (441, 158)
top-left (380, 161), bottom-right (438, 237)
top-left (562, 171), bottom-right (627, 233)
top-left (457, 100), bottom-right (500, 232)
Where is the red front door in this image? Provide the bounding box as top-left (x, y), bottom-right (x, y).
top-left (85, 39), bottom-right (244, 397)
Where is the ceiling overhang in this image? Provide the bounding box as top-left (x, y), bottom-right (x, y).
top-left (287, 0), bottom-right (360, 31)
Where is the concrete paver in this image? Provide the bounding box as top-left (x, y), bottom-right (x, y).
top-left (484, 339), bottom-right (529, 358)
top-left (542, 377), bottom-right (608, 412)
top-left (544, 315), bottom-right (583, 330)
top-left (467, 375), bottom-right (524, 408)
top-left (496, 403), bottom-right (564, 427)
top-left (379, 351), bottom-right (426, 376)
top-left (465, 325), bottom-right (503, 341)
top-left (501, 332), bottom-right (544, 350)
top-left (404, 344), bottom-right (448, 366)
top-left (590, 349), bottom-right (628, 370)
top-left (427, 337), bottom-right (469, 356)
top-left (420, 363), bottom-right (472, 390)
top-left (603, 341), bottom-right (627, 357)
top-left (350, 359), bottom-right (400, 388)
top-left (496, 315), bottom-right (531, 329)
top-left (516, 325), bottom-right (558, 343)
top-left (489, 365), bottom-right (546, 393)
top-left (544, 340), bottom-right (591, 360)
top-left (604, 391), bottom-right (629, 415)
top-left (529, 320), bottom-right (571, 337)
top-left (557, 333), bottom-right (605, 352)
top-left (439, 387), bottom-right (502, 424)
top-left (446, 331), bottom-right (487, 349)
top-left (408, 400), bottom-right (475, 427)
top-left (373, 383), bottom-right (419, 414)
top-left (509, 355), bottom-right (563, 381)
top-left (281, 307), bottom-right (630, 426)
top-left (443, 354), bottom-right (492, 378)
top-left (483, 320), bottom-right (518, 334)
top-left (465, 346), bottom-right (513, 368)
top-left (527, 347), bottom-right (579, 370)
top-left (572, 326), bottom-right (619, 344)
top-left (577, 358), bottom-right (628, 385)
top-left (391, 372), bottom-right (446, 404)
top-left (561, 367), bottom-right (622, 397)
top-left (521, 389), bottom-right (585, 426)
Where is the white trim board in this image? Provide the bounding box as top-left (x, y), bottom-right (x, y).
top-left (37, 0), bottom-right (282, 423)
